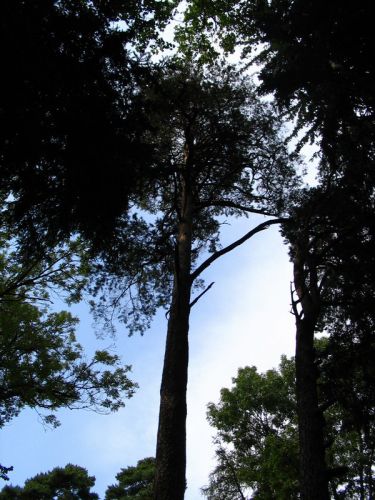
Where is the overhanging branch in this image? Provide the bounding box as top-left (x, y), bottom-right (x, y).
top-left (191, 218), bottom-right (288, 281)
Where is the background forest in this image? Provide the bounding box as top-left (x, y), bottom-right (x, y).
top-left (0, 1), bottom-right (374, 498)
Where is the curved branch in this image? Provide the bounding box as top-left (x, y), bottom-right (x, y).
top-left (191, 218), bottom-right (288, 281)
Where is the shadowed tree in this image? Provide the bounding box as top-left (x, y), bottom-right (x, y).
top-left (83, 59), bottom-right (299, 499)
top-left (0, 2), bottom-right (174, 491)
top-left (0, 6), bottom-right (299, 494)
top-left (179, 3), bottom-right (375, 497)
top-left (181, 0), bottom-right (375, 161)
top-left (0, 0), bottom-right (177, 248)
top-left (285, 177), bottom-right (375, 499)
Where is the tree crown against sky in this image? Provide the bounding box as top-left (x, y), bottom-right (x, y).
top-left (180, 0), bottom-right (375, 177)
top-left (284, 179), bottom-right (375, 316)
top-left (0, 2), bottom-right (374, 497)
top-left (0, 230), bottom-right (137, 429)
top-left (0, 464), bottom-right (98, 499)
top-left (204, 346), bottom-right (375, 499)
top-left (177, 5), bottom-right (374, 492)
top-left (105, 457), bottom-right (155, 499)
top-left (82, 59), bottom-right (300, 336)
top-left (204, 356), bottom-right (298, 499)
top-left (0, 459), bottom-right (156, 499)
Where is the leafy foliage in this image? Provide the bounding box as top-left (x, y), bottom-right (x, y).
top-left (182, 1), bottom-right (375, 158)
top-left (0, 0), bottom-right (177, 249)
top-left (0, 234), bottom-right (137, 428)
top-left (204, 348), bottom-right (375, 499)
top-left (203, 357), bottom-right (298, 499)
top-left (319, 332), bottom-right (375, 497)
top-left (0, 465), bottom-right (13, 482)
top-left (0, 464), bottom-right (98, 499)
top-left (105, 457), bottom-right (155, 499)
top-left (81, 59), bottom-right (299, 496)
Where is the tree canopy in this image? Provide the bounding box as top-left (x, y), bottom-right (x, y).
top-left (1, 2), bottom-right (374, 498)
top-left (0, 464), bottom-right (98, 499)
top-left (105, 457), bottom-right (155, 499)
top-left (85, 60), bottom-right (299, 335)
top-left (0, 0), bottom-right (177, 248)
top-left (182, 0), bottom-right (375, 158)
top-left (204, 357), bottom-right (298, 499)
top-left (0, 233), bottom-right (137, 429)
top-left (178, 3), bottom-right (375, 496)
top-left (66, 59), bottom-right (299, 497)
top-left (204, 348), bottom-right (375, 499)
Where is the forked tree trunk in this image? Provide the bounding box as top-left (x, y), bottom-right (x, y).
top-left (153, 154), bottom-right (193, 499)
top-left (293, 248), bottom-right (329, 500)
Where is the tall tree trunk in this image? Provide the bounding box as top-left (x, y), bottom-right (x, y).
top-left (154, 148), bottom-right (193, 499)
top-left (359, 433), bottom-right (365, 500)
top-left (293, 246), bottom-right (329, 500)
top-left (295, 314), bottom-right (329, 499)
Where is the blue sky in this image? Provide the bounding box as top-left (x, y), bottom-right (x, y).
top-left (1, 214), bottom-right (296, 498)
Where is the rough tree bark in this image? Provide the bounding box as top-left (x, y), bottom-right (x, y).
top-left (292, 244), bottom-right (329, 500)
top-left (154, 144), bottom-right (193, 500)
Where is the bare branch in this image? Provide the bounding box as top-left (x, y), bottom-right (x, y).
top-left (190, 282), bottom-right (215, 308)
top-left (191, 218), bottom-right (288, 281)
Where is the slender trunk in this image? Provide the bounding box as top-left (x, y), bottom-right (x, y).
top-left (359, 433), bottom-right (365, 500)
top-left (365, 428), bottom-right (374, 499)
top-left (295, 314), bottom-right (329, 500)
top-left (293, 246), bottom-right (329, 500)
top-left (154, 147), bottom-right (193, 499)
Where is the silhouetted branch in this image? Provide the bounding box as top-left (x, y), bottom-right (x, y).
top-left (191, 218), bottom-right (288, 281)
top-left (190, 282), bottom-right (215, 308)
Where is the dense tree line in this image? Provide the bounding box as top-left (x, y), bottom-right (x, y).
top-left (0, 460), bottom-right (155, 499)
